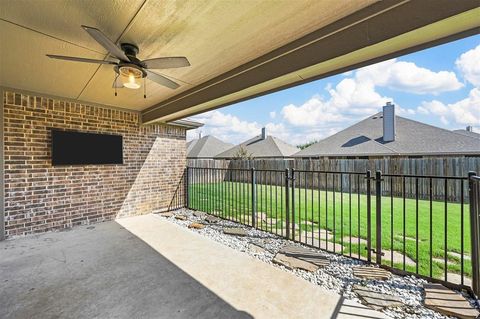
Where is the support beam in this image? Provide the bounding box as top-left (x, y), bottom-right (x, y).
top-left (142, 0), bottom-right (480, 124)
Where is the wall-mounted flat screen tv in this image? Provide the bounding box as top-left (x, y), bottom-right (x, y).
top-left (51, 129), bottom-right (123, 165)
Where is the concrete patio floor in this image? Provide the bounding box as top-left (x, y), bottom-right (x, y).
top-left (1, 214), bottom-right (388, 319)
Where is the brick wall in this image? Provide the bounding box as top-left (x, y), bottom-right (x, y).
top-left (2, 91), bottom-right (187, 238)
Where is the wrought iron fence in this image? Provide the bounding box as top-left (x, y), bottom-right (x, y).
top-left (183, 166), bottom-right (479, 297)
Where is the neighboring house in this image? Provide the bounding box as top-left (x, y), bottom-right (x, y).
top-left (187, 135), bottom-right (234, 159)
top-left (216, 128), bottom-right (299, 159)
top-left (453, 126), bottom-right (480, 139)
top-left (295, 104), bottom-right (480, 158)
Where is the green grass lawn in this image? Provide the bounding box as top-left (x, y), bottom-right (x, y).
top-left (188, 181), bottom-right (472, 282)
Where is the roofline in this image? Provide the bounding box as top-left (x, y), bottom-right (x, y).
top-left (294, 151), bottom-right (480, 158)
top-left (167, 119), bottom-right (204, 130)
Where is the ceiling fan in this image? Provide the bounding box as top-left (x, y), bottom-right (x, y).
top-left (46, 25), bottom-right (190, 96)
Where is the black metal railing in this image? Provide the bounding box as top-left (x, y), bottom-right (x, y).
top-left (183, 166), bottom-right (479, 296)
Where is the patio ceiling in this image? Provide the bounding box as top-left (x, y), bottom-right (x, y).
top-left (0, 0), bottom-right (479, 124)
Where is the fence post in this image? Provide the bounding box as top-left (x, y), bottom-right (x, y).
top-left (366, 170), bottom-right (372, 262)
top-left (291, 168), bottom-right (296, 241)
top-left (251, 167), bottom-right (256, 229)
top-left (469, 171), bottom-right (479, 296)
top-left (185, 167), bottom-right (189, 209)
top-left (285, 168), bottom-right (290, 239)
top-left (375, 170), bottom-right (382, 265)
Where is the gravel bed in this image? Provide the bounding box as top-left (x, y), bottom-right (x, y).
top-left (155, 209), bottom-right (477, 319)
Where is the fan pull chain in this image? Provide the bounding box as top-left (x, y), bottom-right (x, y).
top-left (144, 77), bottom-right (146, 99)
top-left (114, 73), bottom-right (118, 97)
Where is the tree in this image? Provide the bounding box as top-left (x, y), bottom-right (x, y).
top-left (233, 145), bottom-right (253, 160)
top-left (297, 140), bottom-right (318, 150)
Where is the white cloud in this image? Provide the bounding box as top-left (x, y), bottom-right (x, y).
top-left (356, 59), bottom-right (463, 94)
top-left (416, 88), bottom-right (480, 127)
top-left (269, 111), bottom-right (276, 119)
top-left (281, 78), bottom-right (392, 127)
top-left (456, 44), bottom-right (480, 87)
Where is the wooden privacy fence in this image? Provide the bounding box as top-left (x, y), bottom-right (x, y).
top-left (187, 157), bottom-right (480, 202)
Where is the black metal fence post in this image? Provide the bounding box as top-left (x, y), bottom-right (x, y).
top-left (375, 170), bottom-right (383, 264)
top-left (291, 168), bottom-right (296, 241)
top-left (469, 171), bottom-right (479, 296)
top-left (185, 167), bottom-right (189, 209)
top-left (285, 168), bottom-right (290, 239)
top-left (366, 170), bottom-right (372, 262)
top-left (251, 168), bottom-right (256, 229)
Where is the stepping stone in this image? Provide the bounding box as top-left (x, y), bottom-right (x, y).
top-left (343, 236), bottom-right (367, 245)
top-left (353, 266), bottom-right (391, 280)
top-left (446, 273), bottom-right (472, 287)
top-left (432, 257), bottom-right (455, 266)
top-left (423, 283), bottom-right (479, 319)
top-left (448, 251), bottom-right (471, 261)
top-left (279, 244), bottom-right (330, 267)
top-left (158, 212), bottom-right (173, 218)
top-left (296, 235), bottom-right (344, 252)
top-left (204, 215), bottom-right (220, 223)
top-left (353, 285), bottom-right (403, 310)
top-left (223, 227), bottom-right (248, 236)
top-left (272, 252), bottom-right (319, 272)
top-left (249, 243), bottom-right (267, 254)
top-left (256, 212), bottom-right (268, 220)
top-left (380, 250), bottom-right (416, 266)
top-left (193, 211), bottom-right (206, 218)
top-left (188, 223), bottom-right (205, 229)
top-left (175, 215), bottom-right (187, 221)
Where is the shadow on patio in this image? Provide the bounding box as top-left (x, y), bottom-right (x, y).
top-left (0, 220), bottom-right (252, 319)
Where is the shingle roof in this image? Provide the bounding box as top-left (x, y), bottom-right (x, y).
top-left (295, 113), bottom-right (480, 157)
top-left (187, 135), bottom-right (234, 158)
top-left (215, 135), bottom-right (298, 158)
top-left (453, 129), bottom-right (480, 139)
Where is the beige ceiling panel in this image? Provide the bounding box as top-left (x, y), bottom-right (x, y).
top-left (118, 0), bottom-right (375, 85)
top-left (0, 0), bottom-right (144, 54)
top-left (0, 20), bottom-right (103, 99)
top-left (78, 64), bottom-right (192, 110)
top-left (80, 0), bottom-right (374, 109)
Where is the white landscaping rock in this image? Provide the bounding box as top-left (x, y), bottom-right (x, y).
top-left (156, 209), bottom-right (478, 319)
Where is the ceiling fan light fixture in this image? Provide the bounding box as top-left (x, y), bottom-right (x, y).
top-left (119, 65), bottom-right (143, 89)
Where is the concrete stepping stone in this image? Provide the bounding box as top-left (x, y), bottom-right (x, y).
top-left (223, 227), bottom-right (248, 236)
top-left (249, 243), bottom-right (267, 254)
top-left (380, 250), bottom-right (416, 266)
top-left (279, 244), bottom-right (330, 267)
top-left (296, 236), bottom-right (344, 252)
top-left (432, 257), bottom-right (455, 266)
top-left (343, 236), bottom-right (367, 245)
top-left (423, 283), bottom-right (479, 319)
top-left (446, 273), bottom-right (472, 287)
top-left (353, 285), bottom-right (403, 310)
top-left (273, 252), bottom-right (319, 272)
top-left (193, 211), bottom-right (206, 218)
top-left (353, 266), bottom-right (391, 280)
top-left (158, 212), bottom-right (173, 218)
top-left (448, 251), bottom-right (471, 260)
top-left (204, 215), bottom-right (220, 223)
top-left (188, 223), bottom-right (205, 229)
top-left (175, 215), bottom-right (187, 221)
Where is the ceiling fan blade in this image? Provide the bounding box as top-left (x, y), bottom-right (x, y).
top-left (81, 25), bottom-right (129, 61)
top-left (146, 70), bottom-right (180, 89)
top-left (142, 57), bottom-right (190, 69)
top-left (47, 54), bottom-right (117, 65)
top-left (112, 76), bottom-right (124, 88)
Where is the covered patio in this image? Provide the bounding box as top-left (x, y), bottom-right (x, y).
top-left (0, 214), bottom-right (387, 319)
top-left (1, 0), bottom-right (479, 318)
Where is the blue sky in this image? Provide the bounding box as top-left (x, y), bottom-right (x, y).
top-left (188, 35), bottom-right (480, 146)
